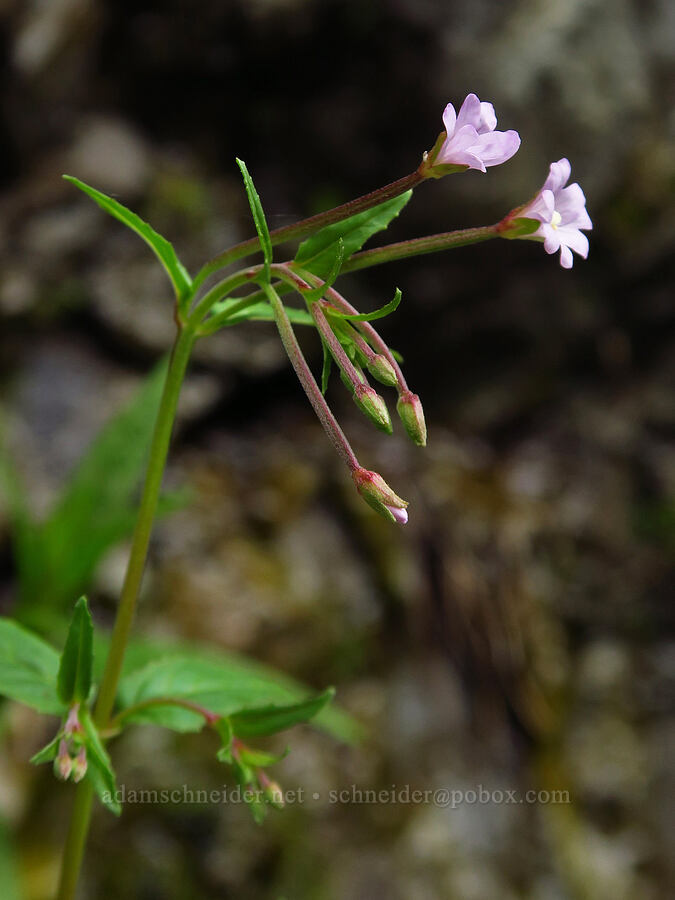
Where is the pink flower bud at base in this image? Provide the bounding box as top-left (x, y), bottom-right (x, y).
top-left (71, 746), bottom-right (88, 783)
top-left (353, 467), bottom-right (409, 524)
top-left (64, 703), bottom-right (82, 736)
top-left (366, 354), bottom-right (398, 387)
top-left (397, 391), bottom-right (427, 446)
top-left (353, 385), bottom-right (393, 434)
top-left (258, 771), bottom-right (285, 809)
top-left (54, 740), bottom-right (73, 781)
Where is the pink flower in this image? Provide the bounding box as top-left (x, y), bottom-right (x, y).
top-left (519, 158), bottom-right (592, 268)
top-left (432, 94), bottom-right (521, 173)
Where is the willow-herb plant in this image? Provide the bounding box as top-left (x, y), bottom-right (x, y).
top-left (0, 93), bottom-right (592, 899)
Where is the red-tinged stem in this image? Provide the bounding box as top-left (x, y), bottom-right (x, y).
top-left (110, 697), bottom-right (220, 730)
top-left (261, 281), bottom-right (359, 471)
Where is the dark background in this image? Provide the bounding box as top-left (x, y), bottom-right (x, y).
top-left (1, 1), bottom-right (673, 898)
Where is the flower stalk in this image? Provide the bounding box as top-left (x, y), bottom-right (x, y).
top-left (340, 224), bottom-right (499, 273)
top-left (261, 281), bottom-right (359, 471)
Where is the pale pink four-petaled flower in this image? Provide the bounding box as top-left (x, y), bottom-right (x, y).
top-left (435, 93), bottom-right (521, 173)
top-left (520, 158), bottom-right (592, 269)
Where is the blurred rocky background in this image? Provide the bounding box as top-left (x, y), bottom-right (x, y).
top-left (0, 0), bottom-right (674, 897)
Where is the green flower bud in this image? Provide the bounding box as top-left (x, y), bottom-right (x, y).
top-left (353, 385), bottom-right (392, 434)
top-left (366, 354), bottom-right (398, 387)
top-left (397, 391), bottom-right (427, 446)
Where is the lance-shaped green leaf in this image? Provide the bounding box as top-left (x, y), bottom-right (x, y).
top-left (214, 717), bottom-right (233, 761)
top-left (293, 191), bottom-right (412, 280)
top-left (30, 734), bottom-right (62, 766)
top-left (57, 596), bottom-right (94, 705)
top-left (236, 746), bottom-right (289, 768)
top-left (300, 238), bottom-right (345, 304)
top-left (116, 652), bottom-right (359, 742)
top-left (0, 618), bottom-right (62, 714)
top-left (80, 709), bottom-right (121, 815)
top-left (63, 175), bottom-right (192, 302)
top-left (236, 159), bottom-right (272, 283)
top-left (229, 688), bottom-right (335, 737)
top-left (325, 288), bottom-right (402, 323)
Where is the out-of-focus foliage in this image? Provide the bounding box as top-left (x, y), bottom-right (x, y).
top-left (1, 362), bottom-right (179, 629)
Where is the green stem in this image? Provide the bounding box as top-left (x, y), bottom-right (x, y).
top-left (56, 322), bottom-right (196, 900)
top-left (56, 781), bottom-right (94, 900)
top-left (192, 171), bottom-right (424, 293)
top-left (340, 224), bottom-right (499, 273)
top-left (188, 267), bottom-right (260, 326)
top-left (197, 293), bottom-right (263, 335)
top-left (94, 324), bottom-right (196, 726)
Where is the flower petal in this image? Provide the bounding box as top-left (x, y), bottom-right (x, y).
top-left (456, 93), bottom-right (482, 130)
top-left (441, 102), bottom-right (457, 139)
top-left (447, 149), bottom-right (487, 172)
top-left (478, 101), bottom-right (497, 133)
top-left (448, 124), bottom-right (482, 152)
top-left (542, 227), bottom-right (561, 254)
top-left (437, 125), bottom-right (487, 169)
top-left (543, 158), bottom-right (571, 194)
top-left (522, 189), bottom-right (555, 223)
top-left (557, 183), bottom-right (592, 229)
top-left (559, 245), bottom-right (574, 268)
top-left (473, 129), bottom-right (521, 166)
top-left (559, 227), bottom-right (589, 258)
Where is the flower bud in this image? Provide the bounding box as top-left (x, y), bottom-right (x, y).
top-left (366, 354), bottom-right (398, 387)
top-left (397, 391), bottom-right (427, 447)
top-left (353, 385), bottom-right (392, 434)
top-left (264, 780), bottom-right (285, 809)
top-left (54, 740), bottom-right (73, 781)
top-left (257, 769), bottom-right (284, 809)
top-left (352, 467), bottom-right (408, 524)
top-left (64, 703), bottom-right (82, 736)
top-left (71, 746), bottom-right (88, 783)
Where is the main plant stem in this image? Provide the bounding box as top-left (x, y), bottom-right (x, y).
top-left (56, 322), bottom-right (196, 900)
